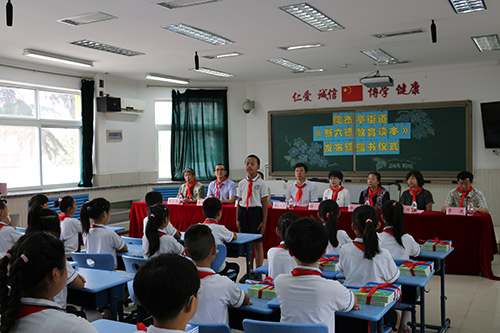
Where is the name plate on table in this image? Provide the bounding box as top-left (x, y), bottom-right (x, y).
top-left (446, 207), bottom-right (465, 216)
top-left (403, 206), bottom-right (424, 214)
top-left (273, 201), bottom-right (287, 209)
top-left (308, 202), bottom-right (320, 210)
top-left (167, 198), bottom-right (181, 205)
top-left (196, 199), bottom-right (205, 206)
top-left (348, 204), bottom-right (362, 212)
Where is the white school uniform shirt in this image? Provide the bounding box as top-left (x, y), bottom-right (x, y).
top-left (322, 187), bottom-right (351, 207)
top-left (267, 241), bottom-right (297, 280)
top-left (53, 261), bottom-right (79, 309)
top-left (286, 179), bottom-right (318, 207)
top-left (202, 219), bottom-right (235, 272)
top-left (60, 216), bottom-right (82, 257)
top-left (326, 230), bottom-right (352, 254)
top-left (143, 216), bottom-right (178, 237)
top-left (338, 238), bottom-right (400, 286)
top-left (0, 222), bottom-right (22, 257)
top-left (191, 267), bottom-right (245, 324)
top-left (83, 224), bottom-right (126, 269)
top-left (10, 297), bottom-right (97, 333)
top-left (275, 266), bottom-right (355, 333)
top-left (378, 227), bottom-right (421, 260)
top-left (142, 229), bottom-right (184, 258)
top-left (237, 176), bottom-right (269, 208)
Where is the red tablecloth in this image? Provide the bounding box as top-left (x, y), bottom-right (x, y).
top-left (129, 203), bottom-right (498, 279)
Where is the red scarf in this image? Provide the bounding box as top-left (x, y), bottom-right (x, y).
top-left (158, 231), bottom-right (166, 237)
top-left (291, 268), bottom-right (322, 277)
top-left (186, 180), bottom-right (198, 200)
top-left (353, 241), bottom-right (364, 251)
top-left (276, 244), bottom-right (285, 249)
top-left (457, 186), bottom-right (473, 207)
top-left (17, 305), bottom-right (60, 319)
top-left (367, 187), bottom-right (382, 206)
top-left (198, 270), bottom-right (216, 279)
top-left (246, 177), bottom-right (253, 210)
top-left (91, 224), bottom-right (104, 229)
top-left (58, 213), bottom-right (72, 222)
top-left (0, 223), bottom-right (7, 230)
top-left (331, 186), bottom-right (344, 201)
top-left (215, 178), bottom-right (227, 199)
top-left (203, 218), bottom-right (219, 225)
top-left (382, 228), bottom-right (394, 237)
top-left (409, 187), bottom-right (422, 203)
top-left (295, 183), bottom-right (307, 204)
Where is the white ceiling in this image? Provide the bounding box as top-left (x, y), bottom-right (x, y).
top-left (0, 0), bottom-right (498, 85)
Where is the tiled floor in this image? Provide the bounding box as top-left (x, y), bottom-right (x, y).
top-left (228, 251), bottom-right (500, 332)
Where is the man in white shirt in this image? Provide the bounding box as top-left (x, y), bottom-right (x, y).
top-left (286, 163), bottom-right (318, 207)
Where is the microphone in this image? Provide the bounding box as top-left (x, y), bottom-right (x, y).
top-left (431, 19), bottom-right (437, 43)
top-left (194, 51), bottom-right (199, 70)
top-left (6, 0), bottom-right (13, 27)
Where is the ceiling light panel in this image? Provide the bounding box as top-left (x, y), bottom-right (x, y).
top-left (448, 0), bottom-right (486, 14)
top-left (146, 73), bottom-right (190, 84)
top-left (23, 49), bottom-right (93, 67)
top-left (162, 24), bottom-right (233, 45)
top-left (202, 52), bottom-right (242, 59)
top-left (293, 68), bottom-right (325, 73)
top-left (58, 12), bottom-right (117, 26)
top-left (279, 43), bottom-right (324, 51)
top-left (190, 67), bottom-right (234, 77)
top-left (279, 3), bottom-right (344, 32)
top-left (267, 58), bottom-right (310, 71)
top-left (372, 28), bottom-right (424, 39)
top-left (70, 40), bottom-right (145, 56)
top-left (471, 34), bottom-right (500, 52)
top-left (360, 49), bottom-right (398, 64)
top-left (157, 0), bottom-right (220, 9)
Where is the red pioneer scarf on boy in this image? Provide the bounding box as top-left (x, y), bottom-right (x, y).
top-left (246, 177), bottom-right (253, 210)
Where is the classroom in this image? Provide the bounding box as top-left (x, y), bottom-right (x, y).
top-left (1, 1), bottom-right (499, 332)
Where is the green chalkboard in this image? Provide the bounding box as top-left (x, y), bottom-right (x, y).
top-left (268, 101), bottom-right (472, 179)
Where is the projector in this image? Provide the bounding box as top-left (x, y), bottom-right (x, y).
top-left (360, 75), bottom-right (394, 88)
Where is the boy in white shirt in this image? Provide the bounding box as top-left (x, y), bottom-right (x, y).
top-left (185, 224), bottom-right (251, 324)
top-left (201, 197), bottom-right (239, 281)
top-left (143, 191), bottom-right (181, 239)
top-left (267, 212), bottom-right (298, 280)
top-left (274, 217), bottom-right (359, 333)
top-left (286, 163), bottom-right (318, 207)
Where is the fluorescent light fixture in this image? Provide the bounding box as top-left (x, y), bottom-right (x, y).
top-left (279, 3), bottom-right (344, 32)
top-left (279, 43), bottom-right (324, 51)
top-left (360, 49), bottom-right (398, 64)
top-left (70, 39), bottom-right (144, 56)
top-left (22, 49), bottom-right (93, 67)
top-left (293, 68), bottom-right (325, 73)
top-left (162, 23), bottom-right (233, 45)
top-left (202, 52), bottom-right (242, 59)
top-left (372, 28), bottom-right (424, 39)
top-left (146, 73), bottom-right (190, 85)
top-left (448, 0), bottom-right (486, 14)
top-left (190, 67), bottom-right (234, 78)
top-left (157, 0), bottom-right (219, 9)
top-left (471, 34), bottom-right (500, 52)
top-left (58, 12), bottom-right (117, 26)
top-left (267, 58), bottom-right (310, 71)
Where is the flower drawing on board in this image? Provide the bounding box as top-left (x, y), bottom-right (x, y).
top-left (395, 109), bottom-right (434, 140)
top-left (284, 137), bottom-right (330, 168)
top-left (372, 157), bottom-right (420, 171)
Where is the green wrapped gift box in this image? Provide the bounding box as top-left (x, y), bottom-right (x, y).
top-left (354, 283), bottom-right (401, 307)
top-left (423, 239), bottom-right (452, 252)
top-left (399, 260), bottom-right (434, 277)
top-left (318, 256), bottom-right (339, 271)
top-left (248, 284), bottom-right (276, 300)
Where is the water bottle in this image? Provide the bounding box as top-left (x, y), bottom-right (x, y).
top-left (288, 196), bottom-right (294, 209)
top-left (466, 199), bottom-right (474, 216)
top-left (364, 199), bottom-right (371, 206)
top-left (411, 201), bottom-right (418, 214)
top-left (178, 193), bottom-right (184, 204)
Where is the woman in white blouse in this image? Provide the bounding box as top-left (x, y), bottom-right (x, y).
top-left (323, 170), bottom-right (350, 207)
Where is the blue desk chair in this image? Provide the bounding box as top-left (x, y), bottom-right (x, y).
top-left (121, 236), bottom-right (143, 245)
top-left (243, 319), bottom-right (328, 333)
top-left (71, 252), bottom-right (114, 271)
top-left (188, 322), bottom-right (230, 333)
top-left (122, 255), bottom-right (147, 274)
top-left (211, 243), bottom-right (227, 272)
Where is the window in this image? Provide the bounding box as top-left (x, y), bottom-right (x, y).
top-left (155, 99), bottom-right (172, 179)
top-left (0, 84), bottom-right (81, 189)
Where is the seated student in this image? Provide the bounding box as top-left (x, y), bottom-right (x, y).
top-left (0, 232), bottom-right (96, 333)
top-left (323, 170), bottom-right (351, 207)
top-left (441, 171), bottom-right (489, 213)
top-left (267, 212), bottom-right (298, 280)
top-left (206, 164), bottom-right (237, 204)
top-left (399, 170), bottom-right (434, 211)
top-left (80, 198), bottom-right (127, 269)
top-left (143, 191), bottom-right (180, 239)
top-left (27, 194), bottom-right (49, 226)
top-left (317, 200), bottom-right (352, 254)
top-left (26, 206), bottom-right (86, 311)
top-left (54, 196), bottom-right (83, 258)
top-left (201, 197), bottom-right (239, 281)
top-left (142, 204), bottom-right (184, 258)
top-left (133, 254), bottom-right (200, 333)
top-left (178, 168), bottom-right (205, 204)
top-left (286, 162), bottom-right (318, 207)
top-left (274, 217), bottom-right (358, 333)
top-left (184, 224), bottom-right (250, 324)
top-left (0, 198), bottom-right (22, 257)
top-left (358, 171), bottom-right (390, 209)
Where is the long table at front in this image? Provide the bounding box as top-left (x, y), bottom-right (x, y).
top-left (128, 202), bottom-right (498, 279)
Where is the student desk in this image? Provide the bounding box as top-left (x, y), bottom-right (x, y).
top-left (91, 319), bottom-right (136, 333)
top-left (118, 244), bottom-right (143, 258)
top-left (68, 268), bottom-right (134, 321)
top-left (254, 263), bottom-right (340, 280)
top-left (128, 202), bottom-right (238, 238)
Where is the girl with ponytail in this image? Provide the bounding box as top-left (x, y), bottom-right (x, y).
top-left (317, 200), bottom-right (352, 254)
top-left (54, 196), bottom-right (82, 258)
top-left (142, 204), bottom-right (184, 258)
